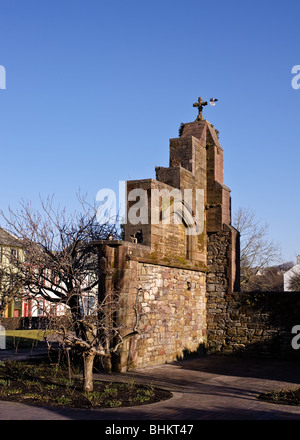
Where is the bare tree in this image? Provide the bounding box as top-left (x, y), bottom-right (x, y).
top-left (233, 207), bottom-right (281, 290)
top-left (243, 266), bottom-right (284, 292)
top-left (55, 289), bottom-right (139, 391)
top-left (287, 270), bottom-right (300, 291)
top-left (0, 196), bottom-right (139, 391)
top-left (0, 229), bottom-right (24, 318)
top-left (0, 265), bottom-right (24, 318)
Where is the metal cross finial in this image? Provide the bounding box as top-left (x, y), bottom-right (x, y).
top-left (193, 97), bottom-right (208, 121)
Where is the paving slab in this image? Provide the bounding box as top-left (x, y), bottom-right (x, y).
top-left (1, 355), bottom-right (300, 420)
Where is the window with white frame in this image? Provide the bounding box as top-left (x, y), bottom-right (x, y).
top-left (11, 248), bottom-right (18, 260)
top-left (37, 299), bottom-right (44, 316)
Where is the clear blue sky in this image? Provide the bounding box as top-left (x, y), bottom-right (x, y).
top-left (0, 0), bottom-right (299, 263)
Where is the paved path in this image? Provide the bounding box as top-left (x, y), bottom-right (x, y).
top-left (1, 355), bottom-right (300, 420)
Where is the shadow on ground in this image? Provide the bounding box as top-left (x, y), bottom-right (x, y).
top-left (173, 355), bottom-right (300, 385)
top-left (2, 352), bottom-right (300, 420)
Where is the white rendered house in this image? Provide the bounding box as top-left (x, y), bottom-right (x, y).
top-left (284, 256), bottom-right (300, 291)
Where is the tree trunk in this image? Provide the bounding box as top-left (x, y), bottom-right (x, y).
top-left (102, 353), bottom-right (112, 373)
top-left (83, 353), bottom-right (95, 392)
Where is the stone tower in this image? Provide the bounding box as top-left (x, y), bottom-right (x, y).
top-left (95, 108), bottom-right (240, 371)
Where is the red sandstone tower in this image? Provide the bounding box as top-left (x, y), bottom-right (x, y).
top-left (95, 103), bottom-right (240, 371)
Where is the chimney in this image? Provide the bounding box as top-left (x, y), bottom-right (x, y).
top-left (297, 256), bottom-right (300, 265)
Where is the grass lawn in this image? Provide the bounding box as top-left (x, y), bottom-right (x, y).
top-left (1, 329), bottom-right (57, 350)
top-left (5, 330), bottom-right (47, 341)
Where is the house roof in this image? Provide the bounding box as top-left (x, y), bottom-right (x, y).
top-left (284, 264), bottom-right (300, 278)
top-left (0, 228), bottom-right (22, 247)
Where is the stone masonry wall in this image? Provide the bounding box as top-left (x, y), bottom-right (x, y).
top-left (120, 262), bottom-right (207, 370)
top-left (206, 291), bottom-right (300, 359)
top-left (206, 229), bottom-right (229, 352)
top-left (206, 228), bottom-right (300, 358)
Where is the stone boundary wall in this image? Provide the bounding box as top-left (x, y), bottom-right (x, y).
top-left (120, 262), bottom-right (207, 371)
top-left (206, 227), bottom-right (300, 359)
top-left (206, 291), bottom-right (300, 359)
